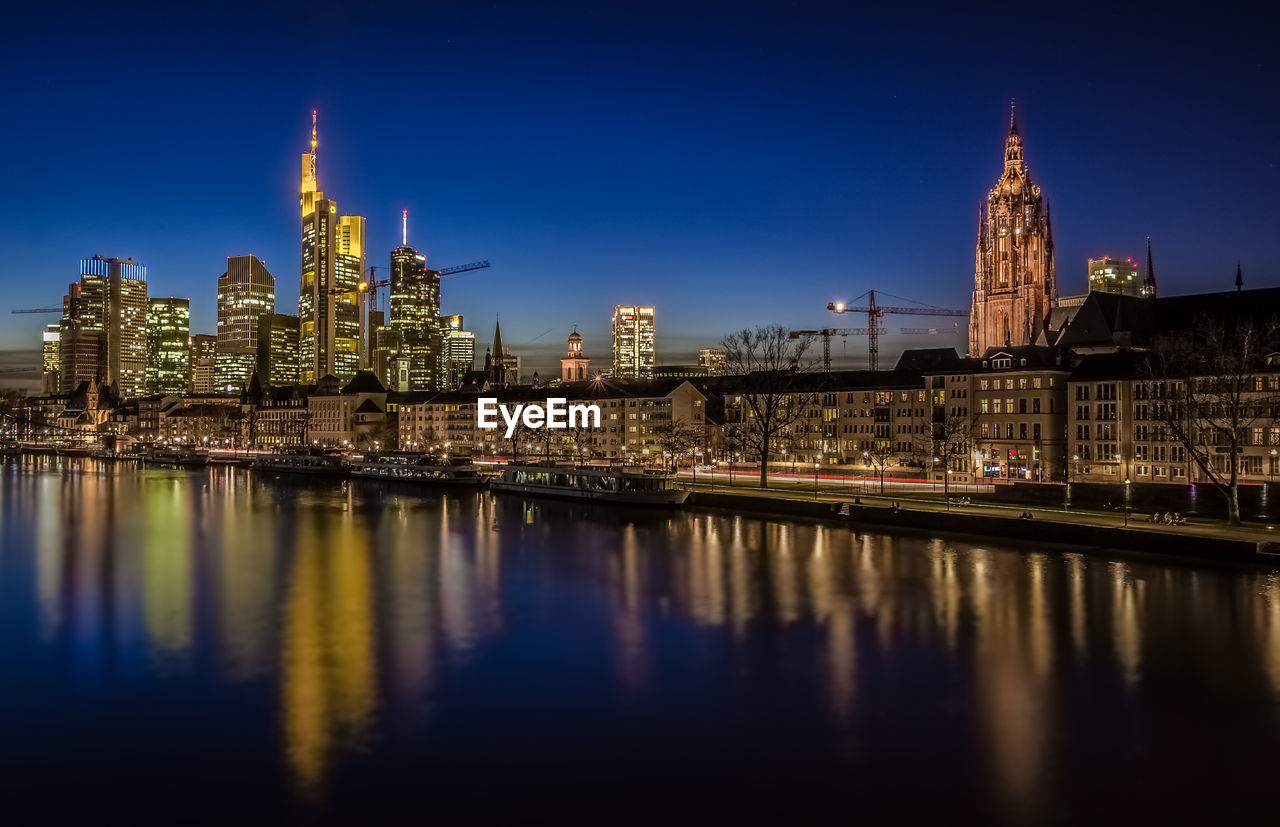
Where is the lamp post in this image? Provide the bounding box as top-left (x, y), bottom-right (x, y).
top-left (814, 454), bottom-right (822, 500)
top-left (1123, 478), bottom-right (1131, 526)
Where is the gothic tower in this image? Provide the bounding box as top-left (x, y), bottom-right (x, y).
top-left (968, 102), bottom-right (1056, 354)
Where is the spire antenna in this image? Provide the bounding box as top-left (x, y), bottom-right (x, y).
top-left (309, 109), bottom-right (317, 181)
top-left (402, 209), bottom-right (408, 247)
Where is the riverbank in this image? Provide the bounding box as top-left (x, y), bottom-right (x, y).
top-left (683, 488), bottom-right (1278, 565)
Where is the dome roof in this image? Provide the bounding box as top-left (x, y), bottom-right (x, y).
top-left (568, 330), bottom-right (582, 342)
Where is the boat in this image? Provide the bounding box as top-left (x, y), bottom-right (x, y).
top-left (145, 446), bottom-right (210, 467)
top-left (490, 464), bottom-right (689, 506)
top-left (251, 449), bottom-right (348, 476)
top-left (349, 453), bottom-right (485, 486)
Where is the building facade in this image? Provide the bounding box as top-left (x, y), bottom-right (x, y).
top-left (698, 348), bottom-right (727, 376)
top-left (560, 329), bottom-right (590, 382)
top-left (441, 314), bottom-right (474, 390)
top-left (299, 111), bottom-right (365, 384)
top-left (969, 104), bottom-right (1056, 355)
top-left (216, 254), bottom-right (275, 394)
top-left (146, 297), bottom-right (191, 395)
top-left (388, 240), bottom-right (442, 390)
top-left (612, 305), bottom-right (656, 379)
top-left (1087, 257), bottom-right (1140, 297)
top-left (190, 334), bottom-right (217, 394)
top-left (58, 256), bottom-right (148, 398)
top-left (257, 312), bottom-right (300, 386)
top-left (41, 325), bottom-right (60, 394)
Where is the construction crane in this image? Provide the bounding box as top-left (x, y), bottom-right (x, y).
top-left (10, 306), bottom-right (61, 315)
top-left (827, 290), bottom-right (967, 371)
top-left (791, 326), bottom-right (944, 372)
top-left (354, 259), bottom-right (492, 315)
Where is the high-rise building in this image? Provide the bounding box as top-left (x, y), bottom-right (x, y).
top-left (146, 297), bottom-right (191, 395)
top-left (299, 111), bottom-right (365, 384)
top-left (969, 102), bottom-right (1056, 354)
top-left (216, 254), bottom-right (275, 394)
top-left (257, 313), bottom-right (300, 386)
top-left (611, 305), bottom-right (656, 379)
top-left (698, 347), bottom-right (727, 376)
top-left (41, 325), bottom-right (60, 394)
top-left (190, 334), bottom-right (217, 394)
top-left (388, 216), bottom-right (442, 390)
top-left (561, 328), bottom-right (590, 383)
top-left (441, 314), bottom-right (474, 390)
top-left (1087, 257), bottom-right (1140, 297)
top-left (59, 256), bottom-right (148, 398)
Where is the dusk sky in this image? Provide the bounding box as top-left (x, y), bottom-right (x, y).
top-left (2, 1), bottom-right (1277, 382)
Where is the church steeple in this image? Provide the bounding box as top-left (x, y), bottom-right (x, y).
top-left (1004, 99), bottom-right (1024, 168)
top-left (1143, 236), bottom-right (1158, 299)
top-left (1236, 261), bottom-right (1244, 292)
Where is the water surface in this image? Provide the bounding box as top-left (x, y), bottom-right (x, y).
top-left (2, 457), bottom-right (1279, 824)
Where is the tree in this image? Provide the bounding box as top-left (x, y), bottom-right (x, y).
top-left (1144, 314), bottom-right (1280, 526)
top-left (506, 420), bottom-right (537, 464)
top-left (862, 438), bottom-right (897, 494)
top-left (651, 420), bottom-right (704, 471)
top-left (913, 407), bottom-right (975, 503)
top-left (721, 326), bottom-right (817, 488)
top-left (566, 422), bottom-right (598, 467)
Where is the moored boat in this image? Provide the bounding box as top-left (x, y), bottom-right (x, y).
top-left (144, 446), bottom-right (210, 467)
top-left (349, 453), bottom-right (484, 486)
top-left (490, 464), bottom-right (689, 506)
top-left (251, 449), bottom-right (348, 476)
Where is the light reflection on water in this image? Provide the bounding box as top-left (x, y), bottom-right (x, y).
top-left (5, 457), bottom-right (1280, 822)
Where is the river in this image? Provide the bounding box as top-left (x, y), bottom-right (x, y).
top-left (2, 457), bottom-right (1279, 824)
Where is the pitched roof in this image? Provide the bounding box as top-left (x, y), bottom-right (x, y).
top-left (342, 370), bottom-right (388, 395)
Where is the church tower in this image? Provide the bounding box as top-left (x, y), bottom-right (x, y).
top-left (968, 102), bottom-right (1056, 354)
top-left (560, 328), bottom-right (590, 383)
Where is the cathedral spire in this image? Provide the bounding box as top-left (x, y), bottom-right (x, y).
top-left (1004, 100), bottom-right (1024, 167)
top-left (1236, 261), bottom-right (1244, 291)
top-left (1144, 236), bottom-right (1158, 299)
top-left (1009, 98), bottom-right (1017, 133)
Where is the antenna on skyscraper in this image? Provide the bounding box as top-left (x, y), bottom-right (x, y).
top-left (310, 109), bottom-right (317, 180)
top-left (402, 210), bottom-right (408, 247)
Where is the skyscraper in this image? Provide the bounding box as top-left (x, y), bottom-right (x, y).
top-left (441, 314), bottom-right (475, 390)
top-left (41, 325), bottom-right (60, 394)
top-left (59, 256), bottom-right (148, 398)
top-left (388, 215), bottom-right (442, 390)
top-left (216, 254), bottom-right (275, 394)
top-left (1087, 257), bottom-right (1140, 297)
top-left (969, 102), bottom-right (1056, 354)
top-left (146, 297), bottom-right (191, 395)
top-left (257, 313), bottom-right (300, 386)
top-left (190, 334), bottom-right (217, 394)
top-left (611, 305), bottom-right (656, 379)
top-left (698, 347), bottom-right (727, 376)
top-left (299, 111), bottom-right (365, 384)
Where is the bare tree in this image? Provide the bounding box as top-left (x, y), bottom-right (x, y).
top-left (566, 422), bottom-right (598, 467)
top-left (721, 326), bottom-right (817, 488)
top-left (1144, 314), bottom-right (1280, 525)
top-left (862, 438), bottom-right (897, 494)
top-left (651, 420), bottom-right (704, 471)
top-left (913, 408), bottom-right (975, 503)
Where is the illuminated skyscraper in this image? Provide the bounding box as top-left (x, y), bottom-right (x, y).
top-left (42, 325), bottom-right (60, 394)
top-left (190, 334), bottom-right (217, 394)
top-left (441, 314), bottom-right (475, 390)
top-left (216, 254), bottom-right (275, 394)
top-left (299, 111), bottom-right (365, 384)
top-left (59, 256), bottom-right (148, 398)
top-left (611, 305), bottom-right (656, 379)
top-left (1087, 257), bottom-right (1140, 297)
top-left (388, 214), bottom-right (442, 390)
top-left (257, 313), bottom-right (300, 386)
top-left (146, 297), bottom-right (191, 395)
top-left (698, 347), bottom-right (726, 376)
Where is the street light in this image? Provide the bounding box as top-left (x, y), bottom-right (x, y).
top-left (813, 459), bottom-right (820, 500)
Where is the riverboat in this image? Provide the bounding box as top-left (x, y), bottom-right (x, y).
top-left (490, 464), bottom-right (689, 506)
top-left (144, 447), bottom-right (210, 467)
top-left (251, 449), bottom-right (348, 476)
top-left (349, 453), bottom-right (485, 486)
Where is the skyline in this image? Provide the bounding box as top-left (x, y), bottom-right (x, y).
top-left (3, 2), bottom-right (1278, 385)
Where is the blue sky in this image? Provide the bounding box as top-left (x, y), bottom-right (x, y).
top-left (2, 1), bottom-right (1276, 381)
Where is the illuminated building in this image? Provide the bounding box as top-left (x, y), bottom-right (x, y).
top-left (969, 102), bottom-right (1056, 354)
top-left (1087, 257), bottom-right (1140, 297)
top-left (299, 111), bottom-right (365, 384)
top-left (257, 313), bottom-right (300, 386)
top-left (611, 305), bottom-right (655, 379)
top-left (441, 314), bottom-right (474, 390)
top-left (42, 325), bottom-right (60, 394)
top-left (146, 297), bottom-right (191, 395)
top-left (483, 318), bottom-right (512, 386)
top-left (190, 334), bottom-right (217, 394)
top-left (216, 254), bottom-right (275, 394)
top-left (388, 215), bottom-right (442, 390)
top-left (560, 328), bottom-right (590, 382)
top-left (698, 347), bottom-right (726, 376)
top-left (59, 256), bottom-right (148, 398)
